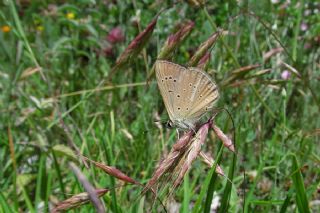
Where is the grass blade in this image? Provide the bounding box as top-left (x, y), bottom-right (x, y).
top-left (0, 191), bottom-right (13, 213)
top-left (35, 154), bottom-right (46, 210)
top-left (182, 172), bottom-right (190, 213)
top-left (218, 153), bottom-right (237, 213)
top-left (191, 144), bottom-right (223, 213)
top-left (203, 145), bottom-right (224, 213)
top-left (290, 154), bottom-right (310, 213)
top-left (279, 188), bottom-right (294, 213)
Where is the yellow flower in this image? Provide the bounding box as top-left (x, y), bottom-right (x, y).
top-left (36, 26), bottom-right (44, 31)
top-left (1, 25), bottom-right (11, 33)
top-left (66, 12), bottom-right (75, 19)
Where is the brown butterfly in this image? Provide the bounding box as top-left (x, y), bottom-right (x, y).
top-left (155, 60), bottom-right (219, 130)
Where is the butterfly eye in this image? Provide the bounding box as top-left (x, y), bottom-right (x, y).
top-left (165, 120), bottom-right (174, 129)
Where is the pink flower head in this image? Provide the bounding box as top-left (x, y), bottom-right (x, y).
top-left (300, 23), bottom-right (308, 31)
top-left (281, 70), bottom-right (291, 80)
top-left (107, 27), bottom-right (125, 44)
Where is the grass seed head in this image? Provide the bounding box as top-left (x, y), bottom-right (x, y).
top-left (84, 157), bottom-right (141, 185)
top-left (196, 51), bottom-right (211, 70)
top-left (212, 123), bottom-right (235, 153)
top-left (158, 21), bottom-right (194, 59)
top-left (110, 16), bottom-right (158, 76)
top-left (188, 31), bottom-right (220, 66)
top-left (172, 122), bottom-right (210, 189)
top-left (52, 189), bottom-right (108, 212)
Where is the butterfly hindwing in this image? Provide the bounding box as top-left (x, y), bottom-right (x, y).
top-left (186, 67), bottom-right (219, 119)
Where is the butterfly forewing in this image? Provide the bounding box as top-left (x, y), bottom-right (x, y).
top-left (155, 60), bottom-right (186, 121)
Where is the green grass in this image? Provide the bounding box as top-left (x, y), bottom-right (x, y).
top-left (1, 0), bottom-right (319, 212)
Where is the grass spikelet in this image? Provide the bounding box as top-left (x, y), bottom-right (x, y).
top-left (108, 15), bottom-right (158, 79)
top-left (83, 156), bottom-right (141, 185)
top-left (199, 151), bottom-right (225, 176)
top-left (212, 123), bottom-right (235, 153)
top-left (196, 52), bottom-right (211, 70)
top-left (188, 31), bottom-right (221, 67)
top-left (157, 20), bottom-right (195, 60)
top-left (52, 189), bottom-right (109, 212)
top-left (171, 122), bottom-right (211, 189)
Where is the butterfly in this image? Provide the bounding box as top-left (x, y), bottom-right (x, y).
top-left (155, 60), bottom-right (219, 131)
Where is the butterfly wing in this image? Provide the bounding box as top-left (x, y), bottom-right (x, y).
top-left (155, 60), bottom-right (219, 129)
top-left (155, 60), bottom-right (186, 121)
top-left (174, 67), bottom-right (219, 124)
top-left (184, 67), bottom-right (219, 119)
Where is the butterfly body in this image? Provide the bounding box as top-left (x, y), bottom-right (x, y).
top-left (155, 60), bottom-right (219, 131)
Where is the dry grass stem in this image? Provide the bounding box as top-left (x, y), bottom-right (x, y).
top-left (230, 64), bottom-right (261, 75)
top-left (221, 64), bottom-right (261, 87)
top-left (263, 47), bottom-right (283, 62)
top-left (68, 162), bottom-right (105, 213)
top-left (281, 61), bottom-right (302, 78)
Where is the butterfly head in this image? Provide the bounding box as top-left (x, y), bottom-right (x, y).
top-left (165, 120), bottom-right (175, 129)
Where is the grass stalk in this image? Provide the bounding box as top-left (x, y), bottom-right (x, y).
top-left (51, 150), bottom-right (66, 199)
top-left (202, 6), bottom-right (241, 68)
top-left (35, 154), bottom-right (46, 210)
top-left (292, 0), bottom-right (304, 62)
top-left (203, 144), bottom-right (224, 213)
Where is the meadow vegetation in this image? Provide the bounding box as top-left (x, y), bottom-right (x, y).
top-left (0, 0), bottom-right (319, 212)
